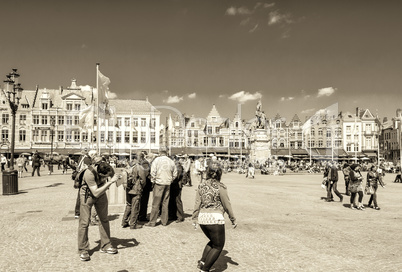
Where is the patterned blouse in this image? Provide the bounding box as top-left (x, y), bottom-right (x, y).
top-left (192, 179), bottom-right (236, 225)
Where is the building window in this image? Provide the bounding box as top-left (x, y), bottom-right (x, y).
top-left (117, 117), bottom-right (122, 127)
top-left (19, 114), bottom-right (27, 125)
top-left (219, 137), bottom-right (224, 146)
top-left (125, 132), bottom-right (130, 143)
top-left (108, 131), bottom-right (114, 142)
top-left (58, 116), bottom-right (64, 125)
top-left (74, 130), bottom-right (80, 142)
top-left (1, 130), bottom-right (9, 142)
top-left (19, 130), bottom-right (26, 142)
top-left (83, 132), bottom-right (88, 142)
top-left (57, 131), bottom-right (64, 141)
top-left (311, 128), bottom-right (315, 135)
top-left (2, 114), bottom-right (9, 124)
top-left (33, 115), bottom-right (39, 125)
top-left (207, 126), bottom-right (212, 134)
top-left (187, 139), bottom-right (192, 147)
top-left (194, 138), bottom-right (198, 146)
top-left (41, 115), bottom-right (48, 125)
top-left (141, 118), bottom-right (146, 127)
top-left (66, 103), bottom-right (73, 110)
top-left (74, 103), bottom-right (81, 111)
top-left (318, 140), bottom-right (323, 147)
top-left (187, 130), bottom-right (192, 137)
top-left (74, 116), bottom-right (79, 125)
top-left (42, 103), bottom-right (48, 110)
top-left (132, 131), bottom-right (138, 143)
top-left (151, 118), bottom-right (156, 128)
top-left (346, 126), bottom-right (351, 133)
top-left (100, 131), bottom-right (105, 143)
top-left (124, 118), bottom-right (130, 127)
top-left (326, 129), bottom-right (331, 138)
top-left (66, 116), bottom-right (72, 125)
top-left (366, 124), bottom-right (371, 134)
top-left (204, 137), bottom-right (208, 146)
top-left (326, 141), bottom-right (331, 147)
top-left (211, 137), bottom-right (216, 146)
top-left (194, 130), bottom-right (198, 137)
top-left (191, 122), bottom-right (195, 128)
top-left (33, 130), bottom-right (39, 142)
top-left (116, 131), bottom-right (122, 143)
top-left (151, 132), bottom-right (155, 143)
top-left (41, 130), bottom-right (48, 142)
top-left (66, 130), bottom-right (72, 142)
top-left (141, 132), bottom-right (146, 143)
top-left (133, 118), bottom-right (138, 127)
top-left (318, 128), bottom-right (323, 136)
top-left (215, 127), bottom-right (220, 134)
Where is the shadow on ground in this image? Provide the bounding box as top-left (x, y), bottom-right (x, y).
top-left (213, 250), bottom-right (239, 272)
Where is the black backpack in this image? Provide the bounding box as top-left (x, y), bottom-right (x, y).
top-left (73, 166), bottom-right (97, 189)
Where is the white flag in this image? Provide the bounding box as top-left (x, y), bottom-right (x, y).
top-left (79, 104), bottom-right (94, 130)
top-left (98, 70), bottom-right (110, 105)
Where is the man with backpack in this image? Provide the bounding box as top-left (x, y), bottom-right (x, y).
top-left (342, 163), bottom-right (352, 196)
top-left (121, 156), bottom-right (147, 229)
top-left (326, 161), bottom-right (343, 202)
top-left (77, 156), bottom-right (119, 262)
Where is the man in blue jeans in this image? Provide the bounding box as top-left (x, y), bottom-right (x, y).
top-left (145, 148), bottom-right (177, 227)
top-left (78, 157), bottom-right (119, 261)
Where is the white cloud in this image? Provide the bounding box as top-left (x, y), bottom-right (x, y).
top-left (264, 3), bottom-right (275, 8)
top-left (280, 96), bottom-right (294, 102)
top-left (79, 85), bottom-right (92, 91)
top-left (226, 6), bottom-right (253, 16)
top-left (301, 108), bottom-right (315, 114)
top-left (268, 10), bottom-right (293, 25)
top-left (249, 24), bottom-right (259, 33)
top-left (108, 92), bottom-right (118, 99)
top-left (164, 95), bottom-right (183, 104)
top-left (229, 91), bottom-right (262, 103)
top-left (317, 87), bottom-right (336, 98)
top-left (219, 94), bottom-right (226, 98)
top-left (163, 90), bottom-right (169, 93)
top-left (188, 93), bottom-right (196, 99)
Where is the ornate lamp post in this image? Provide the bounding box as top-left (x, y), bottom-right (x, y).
top-left (2, 69), bottom-right (23, 195)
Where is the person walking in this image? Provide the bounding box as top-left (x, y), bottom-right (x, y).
top-left (31, 151), bottom-right (41, 176)
top-left (194, 157), bottom-right (206, 183)
top-left (78, 157), bottom-right (118, 261)
top-left (342, 163), bottom-right (352, 196)
top-left (182, 154), bottom-right (192, 186)
top-left (121, 157), bottom-right (146, 229)
top-left (349, 164), bottom-right (365, 210)
top-left (16, 154), bottom-right (25, 178)
top-left (138, 151), bottom-right (152, 222)
top-left (1, 154), bottom-right (7, 171)
top-left (192, 160), bottom-right (237, 272)
top-left (145, 148), bottom-right (177, 227)
top-left (367, 165), bottom-right (386, 210)
top-left (326, 162), bottom-right (343, 202)
top-left (169, 159), bottom-right (185, 223)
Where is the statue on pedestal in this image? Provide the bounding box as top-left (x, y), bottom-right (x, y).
top-left (254, 100), bottom-right (266, 129)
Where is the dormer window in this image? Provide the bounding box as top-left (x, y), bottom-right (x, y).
top-left (75, 103), bottom-right (81, 111)
top-left (66, 103), bottom-right (73, 110)
top-left (42, 103), bottom-right (48, 110)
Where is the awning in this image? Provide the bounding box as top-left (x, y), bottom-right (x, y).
top-left (363, 151), bottom-right (377, 157)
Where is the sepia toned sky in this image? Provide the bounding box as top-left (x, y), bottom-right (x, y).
top-left (0, 0), bottom-right (401, 122)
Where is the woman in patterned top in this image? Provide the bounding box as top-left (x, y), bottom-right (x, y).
top-left (192, 161), bottom-right (237, 272)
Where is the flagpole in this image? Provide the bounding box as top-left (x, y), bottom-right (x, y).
top-left (96, 63), bottom-right (101, 154)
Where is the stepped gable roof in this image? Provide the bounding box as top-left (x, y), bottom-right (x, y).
top-left (290, 114), bottom-right (301, 123)
top-left (108, 99), bottom-right (160, 114)
top-left (207, 104), bottom-right (221, 118)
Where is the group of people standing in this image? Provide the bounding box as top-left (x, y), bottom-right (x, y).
top-left (324, 162), bottom-right (385, 210)
top-left (74, 148), bottom-right (236, 272)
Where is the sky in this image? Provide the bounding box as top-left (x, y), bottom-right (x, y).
top-left (1, 0), bottom-right (401, 123)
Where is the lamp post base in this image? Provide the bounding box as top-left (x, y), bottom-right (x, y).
top-left (2, 170), bottom-right (18, 195)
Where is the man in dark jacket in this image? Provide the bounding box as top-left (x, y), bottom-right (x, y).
top-left (31, 151), bottom-right (42, 176)
top-left (169, 158), bottom-right (185, 223)
top-left (122, 158), bottom-right (147, 229)
top-left (327, 162), bottom-right (343, 202)
top-left (138, 151), bottom-right (152, 222)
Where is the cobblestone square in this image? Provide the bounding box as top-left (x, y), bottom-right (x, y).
top-left (1, 169), bottom-right (401, 272)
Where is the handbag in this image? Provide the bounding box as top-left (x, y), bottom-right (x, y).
top-left (365, 185), bottom-right (374, 195)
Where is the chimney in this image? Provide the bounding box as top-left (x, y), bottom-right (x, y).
top-left (356, 107), bottom-right (360, 117)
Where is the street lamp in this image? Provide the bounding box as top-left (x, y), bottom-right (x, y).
top-left (2, 69), bottom-right (23, 195)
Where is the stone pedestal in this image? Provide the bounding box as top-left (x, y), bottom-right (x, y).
top-left (250, 129), bottom-right (271, 163)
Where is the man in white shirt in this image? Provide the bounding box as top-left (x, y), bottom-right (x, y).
top-left (145, 148), bottom-right (177, 227)
top-left (194, 157), bottom-right (206, 183)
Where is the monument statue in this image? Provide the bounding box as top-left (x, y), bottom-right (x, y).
top-left (254, 100), bottom-right (266, 129)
